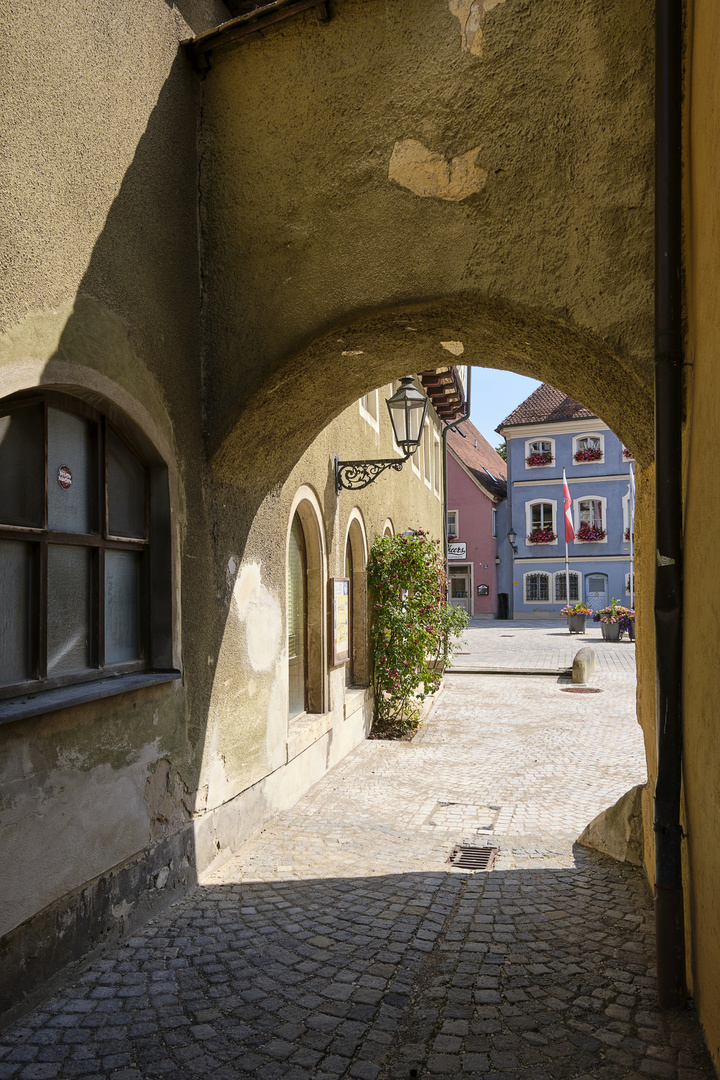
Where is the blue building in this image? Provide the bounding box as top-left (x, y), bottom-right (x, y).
top-left (496, 385), bottom-right (634, 618)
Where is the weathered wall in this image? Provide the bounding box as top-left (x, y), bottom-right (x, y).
top-left (199, 384), bottom-right (444, 844)
top-left (200, 0), bottom-right (656, 484)
top-left (682, 0), bottom-right (720, 1065)
top-left (0, 0), bottom-right (218, 1011)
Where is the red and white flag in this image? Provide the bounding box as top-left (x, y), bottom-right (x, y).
top-left (562, 469), bottom-right (575, 542)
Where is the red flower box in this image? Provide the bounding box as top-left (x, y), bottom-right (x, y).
top-left (527, 527), bottom-right (557, 544)
top-left (526, 451), bottom-right (553, 467)
top-left (577, 523), bottom-right (606, 542)
top-left (574, 447), bottom-right (603, 462)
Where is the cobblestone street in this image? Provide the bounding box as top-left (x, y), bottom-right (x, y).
top-left (1, 662), bottom-right (714, 1080)
top-left (450, 621), bottom-right (636, 676)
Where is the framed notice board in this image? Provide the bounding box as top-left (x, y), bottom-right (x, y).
top-left (329, 577), bottom-right (350, 666)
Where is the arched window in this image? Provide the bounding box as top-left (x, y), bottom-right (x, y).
top-left (344, 513), bottom-right (369, 686)
top-left (287, 490), bottom-right (326, 719)
top-left (554, 572), bottom-right (580, 603)
top-left (0, 390), bottom-right (174, 710)
top-left (288, 514), bottom-right (307, 719)
top-left (525, 500), bottom-right (557, 544)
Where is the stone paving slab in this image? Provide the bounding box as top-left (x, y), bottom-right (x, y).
top-left (450, 622), bottom-right (636, 676)
top-left (1, 672), bottom-right (714, 1080)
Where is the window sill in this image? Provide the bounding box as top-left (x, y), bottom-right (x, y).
top-left (0, 671), bottom-right (182, 725)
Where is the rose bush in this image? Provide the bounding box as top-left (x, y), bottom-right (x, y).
top-left (366, 531), bottom-right (468, 738)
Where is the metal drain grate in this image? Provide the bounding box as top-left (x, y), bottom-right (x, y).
top-left (560, 686), bottom-right (603, 694)
top-left (449, 845), bottom-right (498, 870)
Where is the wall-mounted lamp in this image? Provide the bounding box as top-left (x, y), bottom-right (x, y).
top-left (507, 529), bottom-right (518, 555)
top-left (335, 377), bottom-right (429, 492)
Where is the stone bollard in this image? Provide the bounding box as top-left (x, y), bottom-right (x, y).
top-left (572, 647), bottom-right (596, 684)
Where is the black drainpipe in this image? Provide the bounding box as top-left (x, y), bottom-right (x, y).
top-left (442, 366), bottom-right (472, 568)
top-left (653, 0), bottom-right (685, 1009)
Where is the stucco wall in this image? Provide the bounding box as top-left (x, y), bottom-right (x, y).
top-left (447, 454), bottom-right (498, 616)
top-left (201, 0), bottom-right (656, 489)
top-left (682, 0), bottom-right (720, 1064)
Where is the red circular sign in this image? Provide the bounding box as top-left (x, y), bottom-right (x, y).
top-left (57, 465), bottom-right (72, 489)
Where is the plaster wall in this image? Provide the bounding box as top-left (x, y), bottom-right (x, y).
top-left (447, 454), bottom-right (498, 616)
top-left (681, 0), bottom-right (720, 1064)
top-left (201, 0), bottom-right (656, 488)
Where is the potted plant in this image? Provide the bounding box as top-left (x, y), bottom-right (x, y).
top-left (574, 447), bottom-right (603, 462)
top-left (619, 609), bottom-right (635, 640)
top-left (593, 597), bottom-right (631, 641)
top-left (561, 601), bottom-right (592, 634)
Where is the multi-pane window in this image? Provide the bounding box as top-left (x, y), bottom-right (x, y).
top-left (574, 434), bottom-right (604, 462)
top-left (359, 391), bottom-right (379, 427)
top-left (447, 511), bottom-right (458, 537)
top-left (555, 572), bottom-right (580, 602)
top-left (531, 503), bottom-right (554, 531)
top-left (525, 573), bottom-right (550, 602)
top-left (579, 499), bottom-right (603, 528)
top-left (0, 394), bottom-right (159, 700)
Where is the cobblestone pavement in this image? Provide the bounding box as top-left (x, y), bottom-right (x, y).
top-left (1, 673), bottom-right (714, 1080)
top-left (450, 622), bottom-right (636, 676)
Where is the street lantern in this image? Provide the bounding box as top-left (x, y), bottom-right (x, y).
top-left (507, 529), bottom-right (518, 555)
top-left (385, 377), bottom-right (429, 456)
top-left (335, 377), bottom-right (430, 492)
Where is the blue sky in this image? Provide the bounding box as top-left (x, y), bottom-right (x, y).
top-left (468, 367), bottom-right (541, 449)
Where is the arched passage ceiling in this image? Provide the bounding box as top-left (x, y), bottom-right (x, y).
top-left (200, 0), bottom-right (654, 487)
top-left (212, 293), bottom-right (654, 491)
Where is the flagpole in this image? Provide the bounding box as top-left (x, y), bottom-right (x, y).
top-left (562, 469), bottom-right (575, 609)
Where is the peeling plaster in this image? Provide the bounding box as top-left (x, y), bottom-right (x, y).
top-left (232, 563), bottom-right (283, 674)
top-left (388, 140), bottom-right (488, 202)
top-left (448, 0), bottom-right (507, 56)
top-left (441, 341), bottom-right (464, 355)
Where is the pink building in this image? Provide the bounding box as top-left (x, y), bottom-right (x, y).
top-left (446, 422), bottom-right (508, 619)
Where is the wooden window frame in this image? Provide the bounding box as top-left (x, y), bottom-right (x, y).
top-left (0, 390), bottom-right (175, 708)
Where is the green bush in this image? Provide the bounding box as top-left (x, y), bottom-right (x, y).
top-left (366, 531), bottom-right (469, 737)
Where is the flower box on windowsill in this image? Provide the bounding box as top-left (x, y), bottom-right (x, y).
top-left (527, 528), bottom-right (557, 545)
top-left (624, 528), bottom-right (632, 540)
top-left (576, 525), bottom-right (606, 543)
top-left (525, 452), bottom-right (553, 467)
top-left (622, 448), bottom-right (634, 459)
top-left (574, 448), bottom-right (603, 463)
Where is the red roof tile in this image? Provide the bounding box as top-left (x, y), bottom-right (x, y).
top-left (446, 420), bottom-right (507, 498)
top-left (497, 384), bottom-right (595, 429)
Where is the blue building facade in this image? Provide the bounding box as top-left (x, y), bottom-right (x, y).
top-left (496, 385), bottom-right (634, 618)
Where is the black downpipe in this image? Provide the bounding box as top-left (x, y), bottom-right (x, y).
top-left (654, 0), bottom-right (685, 1009)
top-left (442, 366), bottom-right (472, 569)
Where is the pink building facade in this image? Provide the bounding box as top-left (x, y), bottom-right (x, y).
top-left (446, 423), bottom-right (507, 619)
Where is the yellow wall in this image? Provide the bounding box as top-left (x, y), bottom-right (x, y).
top-left (683, 0), bottom-right (720, 1066)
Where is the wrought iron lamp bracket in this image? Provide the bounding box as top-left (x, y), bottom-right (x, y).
top-left (334, 453), bottom-right (410, 493)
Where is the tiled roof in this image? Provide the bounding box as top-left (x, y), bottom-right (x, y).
top-left (446, 420), bottom-right (507, 498)
top-left (497, 384), bottom-right (595, 429)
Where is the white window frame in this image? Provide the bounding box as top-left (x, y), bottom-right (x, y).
top-left (411, 442), bottom-right (421, 476)
top-left (572, 432), bottom-right (605, 465)
top-left (423, 419), bottom-right (432, 489)
top-left (492, 508), bottom-right (497, 537)
top-left (524, 571), bottom-right (551, 604)
top-left (554, 571), bottom-right (581, 603)
top-left (573, 495), bottom-right (608, 543)
top-left (447, 509), bottom-right (459, 538)
top-left (524, 437), bottom-right (555, 469)
top-left (622, 491), bottom-right (633, 541)
top-left (359, 390), bottom-right (380, 432)
top-left (525, 498), bottom-right (558, 545)
top-left (433, 431), bottom-right (442, 498)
